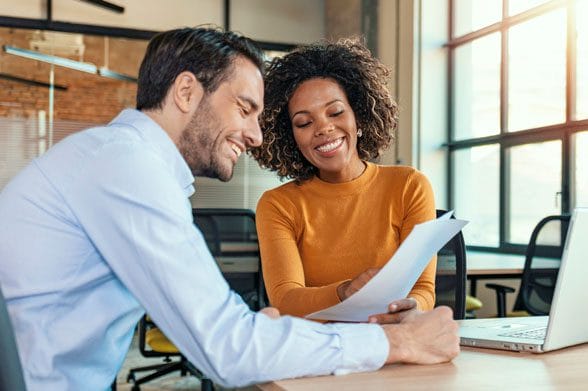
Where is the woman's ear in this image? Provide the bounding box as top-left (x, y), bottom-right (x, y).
top-left (172, 71), bottom-right (204, 113)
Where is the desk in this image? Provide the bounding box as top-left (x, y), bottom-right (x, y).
top-left (466, 251), bottom-right (560, 296)
top-left (254, 344), bottom-right (588, 390)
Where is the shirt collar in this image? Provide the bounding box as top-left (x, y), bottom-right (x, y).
top-left (109, 109), bottom-right (195, 197)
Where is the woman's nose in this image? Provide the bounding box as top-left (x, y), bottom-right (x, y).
top-left (315, 120), bottom-right (335, 136)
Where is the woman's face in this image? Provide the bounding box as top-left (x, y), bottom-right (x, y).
top-left (288, 77), bottom-right (364, 183)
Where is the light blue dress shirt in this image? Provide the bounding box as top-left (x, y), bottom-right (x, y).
top-left (0, 109), bottom-right (389, 390)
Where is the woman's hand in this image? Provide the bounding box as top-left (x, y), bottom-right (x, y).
top-left (336, 267), bottom-right (381, 301)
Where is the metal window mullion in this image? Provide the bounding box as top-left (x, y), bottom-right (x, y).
top-left (448, 0), bottom-right (455, 209)
top-left (562, 132), bottom-right (571, 214)
top-left (563, 0), bottom-right (577, 214)
top-left (566, 0), bottom-right (577, 121)
top-left (500, 0), bottom-right (510, 251)
top-left (500, 142), bottom-right (509, 249)
top-left (446, 119), bottom-right (588, 149)
top-left (446, 0), bottom-right (567, 48)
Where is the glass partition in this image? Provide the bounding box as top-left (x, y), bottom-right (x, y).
top-left (0, 27), bottom-right (144, 189)
top-left (0, 26), bottom-right (283, 210)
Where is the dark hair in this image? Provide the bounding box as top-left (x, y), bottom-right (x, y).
top-left (250, 38), bottom-right (397, 182)
top-left (136, 26), bottom-right (264, 110)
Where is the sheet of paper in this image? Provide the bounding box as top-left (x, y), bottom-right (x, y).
top-left (306, 211), bottom-right (468, 322)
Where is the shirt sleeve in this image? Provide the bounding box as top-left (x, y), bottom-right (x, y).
top-left (256, 192), bottom-right (348, 317)
top-left (67, 144), bottom-right (388, 387)
top-left (401, 169), bottom-right (437, 310)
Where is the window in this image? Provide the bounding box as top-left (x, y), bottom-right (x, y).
top-left (448, 0), bottom-right (588, 253)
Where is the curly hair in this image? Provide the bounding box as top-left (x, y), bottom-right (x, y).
top-left (250, 38), bottom-right (397, 182)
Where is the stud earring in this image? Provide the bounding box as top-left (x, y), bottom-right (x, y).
top-left (357, 128), bottom-right (363, 138)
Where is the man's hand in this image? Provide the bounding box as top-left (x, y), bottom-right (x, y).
top-left (382, 306), bottom-right (460, 365)
top-left (259, 307), bottom-right (280, 319)
top-left (337, 267), bottom-right (380, 301)
top-left (368, 297), bottom-right (420, 324)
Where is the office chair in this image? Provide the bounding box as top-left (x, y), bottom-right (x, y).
top-left (126, 315), bottom-right (214, 391)
top-left (434, 209), bottom-right (467, 320)
top-left (486, 214), bottom-right (571, 317)
top-left (0, 285), bottom-right (27, 391)
top-left (127, 208), bottom-right (263, 390)
top-left (192, 208), bottom-right (265, 310)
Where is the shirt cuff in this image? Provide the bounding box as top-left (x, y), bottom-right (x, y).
top-left (330, 322), bottom-right (389, 376)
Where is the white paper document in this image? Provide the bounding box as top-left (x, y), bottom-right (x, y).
top-left (305, 211), bottom-right (468, 322)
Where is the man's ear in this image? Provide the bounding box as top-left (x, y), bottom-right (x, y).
top-left (172, 71), bottom-right (204, 113)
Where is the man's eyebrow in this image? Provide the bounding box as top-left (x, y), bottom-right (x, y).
top-left (237, 96), bottom-right (260, 112)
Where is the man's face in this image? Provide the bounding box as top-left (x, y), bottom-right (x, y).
top-left (178, 56), bottom-right (264, 181)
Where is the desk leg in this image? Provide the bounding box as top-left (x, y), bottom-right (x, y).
top-left (470, 277), bottom-right (477, 297)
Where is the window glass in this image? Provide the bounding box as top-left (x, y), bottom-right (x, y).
top-left (508, 140), bottom-right (562, 244)
top-left (576, 0), bottom-right (588, 120)
top-left (453, 33), bottom-right (501, 140)
top-left (453, 0), bottom-right (502, 37)
top-left (453, 145), bottom-right (500, 246)
top-left (508, 9), bottom-right (566, 132)
top-left (509, 0), bottom-right (550, 16)
top-left (574, 131), bottom-right (588, 207)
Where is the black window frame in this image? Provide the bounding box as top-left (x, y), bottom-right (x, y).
top-left (446, 0), bottom-right (588, 255)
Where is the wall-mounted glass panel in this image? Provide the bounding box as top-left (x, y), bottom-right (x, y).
top-left (0, 27), bottom-right (141, 188)
top-left (508, 0), bottom-right (551, 16)
top-left (573, 131), bottom-right (588, 207)
top-left (507, 140), bottom-right (562, 244)
top-left (453, 0), bottom-right (502, 37)
top-left (576, 0), bottom-right (588, 120)
top-left (508, 9), bottom-right (566, 132)
top-left (453, 32), bottom-right (501, 140)
top-left (0, 26), bottom-right (285, 211)
top-left (453, 145), bottom-right (500, 246)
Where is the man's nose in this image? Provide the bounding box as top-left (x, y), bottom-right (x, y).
top-left (245, 120), bottom-right (263, 148)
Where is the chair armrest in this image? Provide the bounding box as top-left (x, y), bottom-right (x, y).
top-left (485, 283), bottom-right (515, 318)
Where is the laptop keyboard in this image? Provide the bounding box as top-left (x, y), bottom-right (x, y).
top-left (499, 326), bottom-right (547, 340)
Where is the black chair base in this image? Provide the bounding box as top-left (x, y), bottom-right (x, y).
top-left (127, 356), bottom-right (214, 391)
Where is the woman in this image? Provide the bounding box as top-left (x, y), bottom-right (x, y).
top-left (251, 38), bottom-right (436, 320)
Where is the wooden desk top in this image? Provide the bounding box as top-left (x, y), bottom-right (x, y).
top-left (466, 251), bottom-right (559, 276)
top-left (254, 344), bottom-right (588, 390)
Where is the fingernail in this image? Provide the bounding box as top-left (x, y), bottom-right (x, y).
top-left (389, 305), bottom-right (397, 311)
top-left (368, 317), bottom-right (376, 323)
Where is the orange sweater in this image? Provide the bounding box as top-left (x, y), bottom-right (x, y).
top-left (256, 163), bottom-right (437, 318)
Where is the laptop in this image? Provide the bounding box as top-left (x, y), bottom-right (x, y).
top-left (458, 207), bottom-right (588, 353)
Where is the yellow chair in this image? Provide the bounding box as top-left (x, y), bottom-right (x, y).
top-left (465, 295), bottom-right (482, 313)
top-left (126, 315), bottom-right (214, 391)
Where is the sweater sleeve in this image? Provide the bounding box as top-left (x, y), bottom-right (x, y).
top-left (401, 170), bottom-right (437, 311)
top-left (256, 192), bottom-right (344, 318)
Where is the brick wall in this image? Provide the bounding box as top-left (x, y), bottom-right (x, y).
top-left (0, 27), bottom-right (147, 124)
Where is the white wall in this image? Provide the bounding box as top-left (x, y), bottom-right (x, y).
top-left (0, 0), bottom-right (223, 30)
top-left (418, 0), bottom-right (449, 209)
top-left (377, 0), bottom-right (398, 166)
top-left (0, 0), bottom-right (45, 19)
top-left (0, 0), bottom-right (324, 44)
top-left (377, 0), bottom-right (448, 208)
top-left (231, 0), bottom-right (324, 43)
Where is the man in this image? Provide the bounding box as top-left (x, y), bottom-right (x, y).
top-left (0, 27), bottom-right (459, 390)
